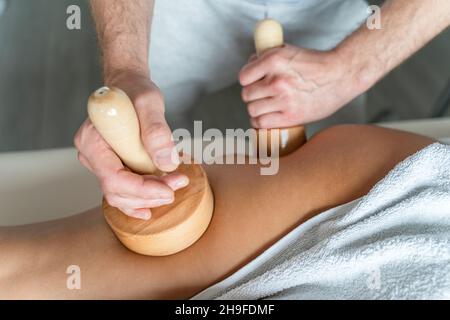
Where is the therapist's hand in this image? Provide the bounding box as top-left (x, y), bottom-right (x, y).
top-left (75, 72), bottom-right (188, 220)
top-left (239, 44), bottom-right (368, 128)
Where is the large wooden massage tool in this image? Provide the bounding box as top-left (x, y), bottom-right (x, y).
top-left (86, 20), bottom-right (305, 257)
top-left (254, 19), bottom-right (307, 156)
top-left (88, 87), bottom-right (214, 256)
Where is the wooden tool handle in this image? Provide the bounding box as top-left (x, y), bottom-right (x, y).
top-left (254, 19), bottom-right (306, 156)
top-left (87, 86), bottom-right (158, 174)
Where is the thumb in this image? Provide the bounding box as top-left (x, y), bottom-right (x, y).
top-left (139, 107), bottom-right (180, 172)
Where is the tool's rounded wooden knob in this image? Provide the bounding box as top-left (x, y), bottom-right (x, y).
top-left (87, 87), bottom-right (214, 256)
top-left (254, 19), bottom-right (307, 156)
top-left (255, 19), bottom-right (284, 55)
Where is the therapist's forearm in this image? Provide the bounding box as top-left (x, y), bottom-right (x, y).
top-left (337, 0), bottom-right (450, 92)
top-left (90, 0), bottom-right (154, 82)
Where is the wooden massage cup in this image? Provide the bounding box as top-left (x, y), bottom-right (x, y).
top-left (87, 87), bottom-right (214, 256)
top-left (254, 19), bottom-right (307, 156)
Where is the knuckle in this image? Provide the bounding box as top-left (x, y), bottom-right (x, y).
top-left (73, 120), bottom-right (97, 150)
top-left (271, 76), bottom-right (289, 93)
top-left (296, 107), bottom-right (305, 122)
top-left (73, 132), bottom-right (81, 149)
top-left (287, 105), bottom-right (298, 117)
top-left (155, 89), bottom-right (165, 104)
top-left (283, 109), bottom-right (295, 120)
top-left (100, 176), bottom-right (118, 194)
top-left (283, 97), bottom-right (296, 112)
top-left (135, 90), bottom-right (165, 112)
top-left (258, 116), bottom-right (269, 128)
top-left (251, 117), bottom-right (261, 128)
top-left (143, 122), bottom-right (170, 142)
top-left (241, 88), bottom-right (248, 102)
top-left (284, 89), bottom-right (296, 103)
top-left (247, 103), bottom-right (257, 117)
top-left (104, 194), bottom-right (119, 207)
top-left (286, 104), bottom-right (302, 121)
top-left (133, 91), bottom-right (151, 108)
top-left (73, 124), bottom-right (87, 150)
top-left (267, 54), bottom-right (284, 68)
top-left (238, 70), bottom-right (247, 85)
top-left (76, 152), bottom-right (86, 165)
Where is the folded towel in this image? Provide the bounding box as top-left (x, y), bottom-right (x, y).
top-left (194, 143), bottom-right (450, 300)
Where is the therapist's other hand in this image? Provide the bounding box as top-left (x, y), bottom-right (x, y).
top-left (74, 72), bottom-right (188, 220)
top-left (239, 45), bottom-right (368, 128)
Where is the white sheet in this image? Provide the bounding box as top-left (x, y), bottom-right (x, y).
top-left (193, 198), bottom-right (360, 299)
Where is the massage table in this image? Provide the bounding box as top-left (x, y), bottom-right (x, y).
top-left (1, 117), bottom-right (450, 226)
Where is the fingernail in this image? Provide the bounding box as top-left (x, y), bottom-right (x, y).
top-left (153, 198), bottom-right (174, 206)
top-left (155, 147), bottom-right (180, 170)
top-left (135, 211), bottom-right (151, 220)
top-left (172, 176), bottom-right (189, 190)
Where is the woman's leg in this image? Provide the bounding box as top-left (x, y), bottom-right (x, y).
top-left (0, 126), bottom-right (434, 299)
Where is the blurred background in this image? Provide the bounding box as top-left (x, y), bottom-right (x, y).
top-left (0, 0), bottom-right (449, 152)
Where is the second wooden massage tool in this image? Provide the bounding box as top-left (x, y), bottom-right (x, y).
top-left (253, 19), bottom-right (307, 156)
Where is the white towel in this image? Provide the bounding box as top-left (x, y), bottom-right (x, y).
top-left (194, 143), bottom-right (450, 300)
